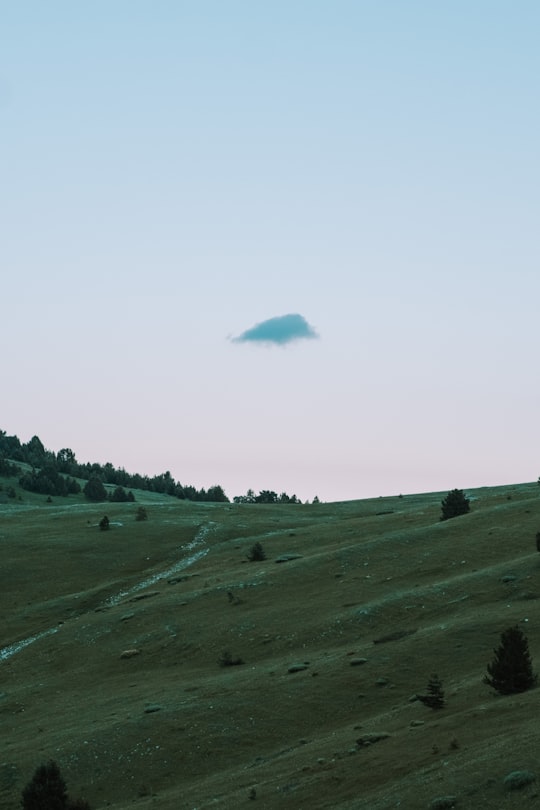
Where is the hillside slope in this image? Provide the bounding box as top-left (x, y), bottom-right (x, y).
top-left (0, 482), bottom-right (539, 808)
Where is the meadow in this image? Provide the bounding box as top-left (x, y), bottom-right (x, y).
top-left (1, 475), bottom-right (539, 809)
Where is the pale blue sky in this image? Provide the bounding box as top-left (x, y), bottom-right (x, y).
top-left (2, 2), bottom-right (539, 502)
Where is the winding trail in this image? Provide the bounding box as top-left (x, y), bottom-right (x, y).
top-left (0, 522), bottom-right (214, 662)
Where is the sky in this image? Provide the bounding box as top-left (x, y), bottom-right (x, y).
top-left (1, 1), bottom-right (539, 503)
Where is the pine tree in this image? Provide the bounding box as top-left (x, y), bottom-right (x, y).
top-left (418, 673), bottom-right (445, 709)
top-left (247, 541), bottom-right (266, 561)
top-left (484, 626), bottom-right (537, 695)
top-left (440, 488), bottom-right (470, 521)
top-left (21, 760), bottom-right (68, 810)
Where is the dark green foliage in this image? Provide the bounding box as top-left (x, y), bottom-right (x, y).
top-left (83, 476), bottom-right (107, 502)
top-left (205, 484), bottom-right (229, 502)
top-left (219, 650), bottom-right (244, 667)
top-left (67, 800), bottom-right (92, 810)
top-left (109, 486), bottom-right (130, 502)
top-left (440, 488), bottom-right (470, 521)
top-left (1, 428), bottom-right (228, 502)
top-left (234, 489), bottom-right (300, 504)
top-left (21, 760), bottom-right (68, 810)
top-left (484, 625), bottom-right (537, 695)
top-left (19, 465), bottom-right (79, 497)
top-left (0, 454), bottom-right (20, 476)
top-left (56, 448), bottom-right (77, 475)
top-left (99, 516), bottom-right (110, 531)
top-left (247, 541), bottom-right (266, 561)
top-left (418, 674), bottom-right (445, 709)
top-left (135, 506), bottom-right (148, 521)
top-left (536, 532), bottom-right (540, 552)
top-left (256, 490), bottom-right (278, 503)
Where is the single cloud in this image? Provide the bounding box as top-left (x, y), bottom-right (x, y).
top-left (231, 313), bottom-right (319, 346)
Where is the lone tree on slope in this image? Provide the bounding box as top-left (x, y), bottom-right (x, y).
top-left (21, 760), bottom-right (91, 810)
top-left (440, 488), bottom-right (470, 521)
top-left (484, 625), bottom-right (537, 695)
top-left (21, 760), bottom-right (68, 810)
top-left (418, 673), bottom-right (445, 709)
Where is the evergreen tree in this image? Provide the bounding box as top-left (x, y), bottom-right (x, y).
top-left (418, 673), bottom-right (445, 709)
top-left (484, 625), bottom-right (537, 695)
top-left (99, 516), bottom-right (110, 531)
top-left (21, 760), bottom-right (68, 810)
top-left (440, 488), bottom-right (470, 521)
top-left (83, 476), bottom-right (107, 502)
top-left (247, 541), bottom-right (266, 561)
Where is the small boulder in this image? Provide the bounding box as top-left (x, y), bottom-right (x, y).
top-left (120, 649), bottom-right (141, 659)
top-left (288, 663), bottom-right (309, 673)
top-left (275, 554), bottom-right (303, 563)
top-left (429, 797), bottom-right (458, 809)
top-left (503, 770), bottom-right (536, 791)
top-left (356, 732), bottom-right (390, 747)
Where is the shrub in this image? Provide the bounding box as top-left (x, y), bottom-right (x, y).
top-left (440, 488), bottom-right (470, 521)
top-left (99, 516), bottom-right (110, 531)
top-left (135, 506), bottom-right (148, 521)
top-left (536, 532), bottom-right (540, 553)
top-left (219, 650), bottom-right (244, 667)
top-left (247, 541), bottom-right (266, 561)
top-left (484, 625), bottom-right (537, 694)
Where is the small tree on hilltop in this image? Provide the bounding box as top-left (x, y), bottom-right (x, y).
top-left (484, 625), bottom-right (537, 695)
top-left (21, 760), bottom-right (68, 810)
top-left (418, 673), bottom-right (445, 709)
top-left (440, 488), bottom-right (470, 521)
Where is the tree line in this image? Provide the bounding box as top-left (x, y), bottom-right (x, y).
top-left (0, 430), bottom-right (305, 505)
top-left (0, 430), bottom-right (228, 502)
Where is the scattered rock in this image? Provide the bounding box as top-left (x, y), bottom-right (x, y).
top-left (375, 677), bottom-right (389, 686)
top-left (356, 732), bottom-right (390, 747)
top-left (129, 591), bottom-right (160, 602)
top-left (144, 704), bottom-right (162, 714)
top-left (288, 663), bottom-right (309, 673)
top-left (503, 770), bottom-right (536, 791)
top-left (500, 574), bottom-right (517, 583)
top-left (168, 574), bottom-right (199, 584)
top-left (429, 797), bottom-right (458, 809)
top-left (120, 612), bottom-right (135, 622)
top-left (350, 658), bottom-right (368, 666)
top-left (373, 629), bottom-right (417, 644)
top-left (120, 649), bottom-right (141, 659)
top-left (275, 554), bottom-right (303, 563)
top-left (410, 719), bottom-right (425, 727)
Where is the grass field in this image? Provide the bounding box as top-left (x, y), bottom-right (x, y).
top-left (1, 473), bottom-right (539, 809)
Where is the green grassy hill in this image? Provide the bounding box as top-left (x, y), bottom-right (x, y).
top-left (1, 475), bottom-right (539, 808)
